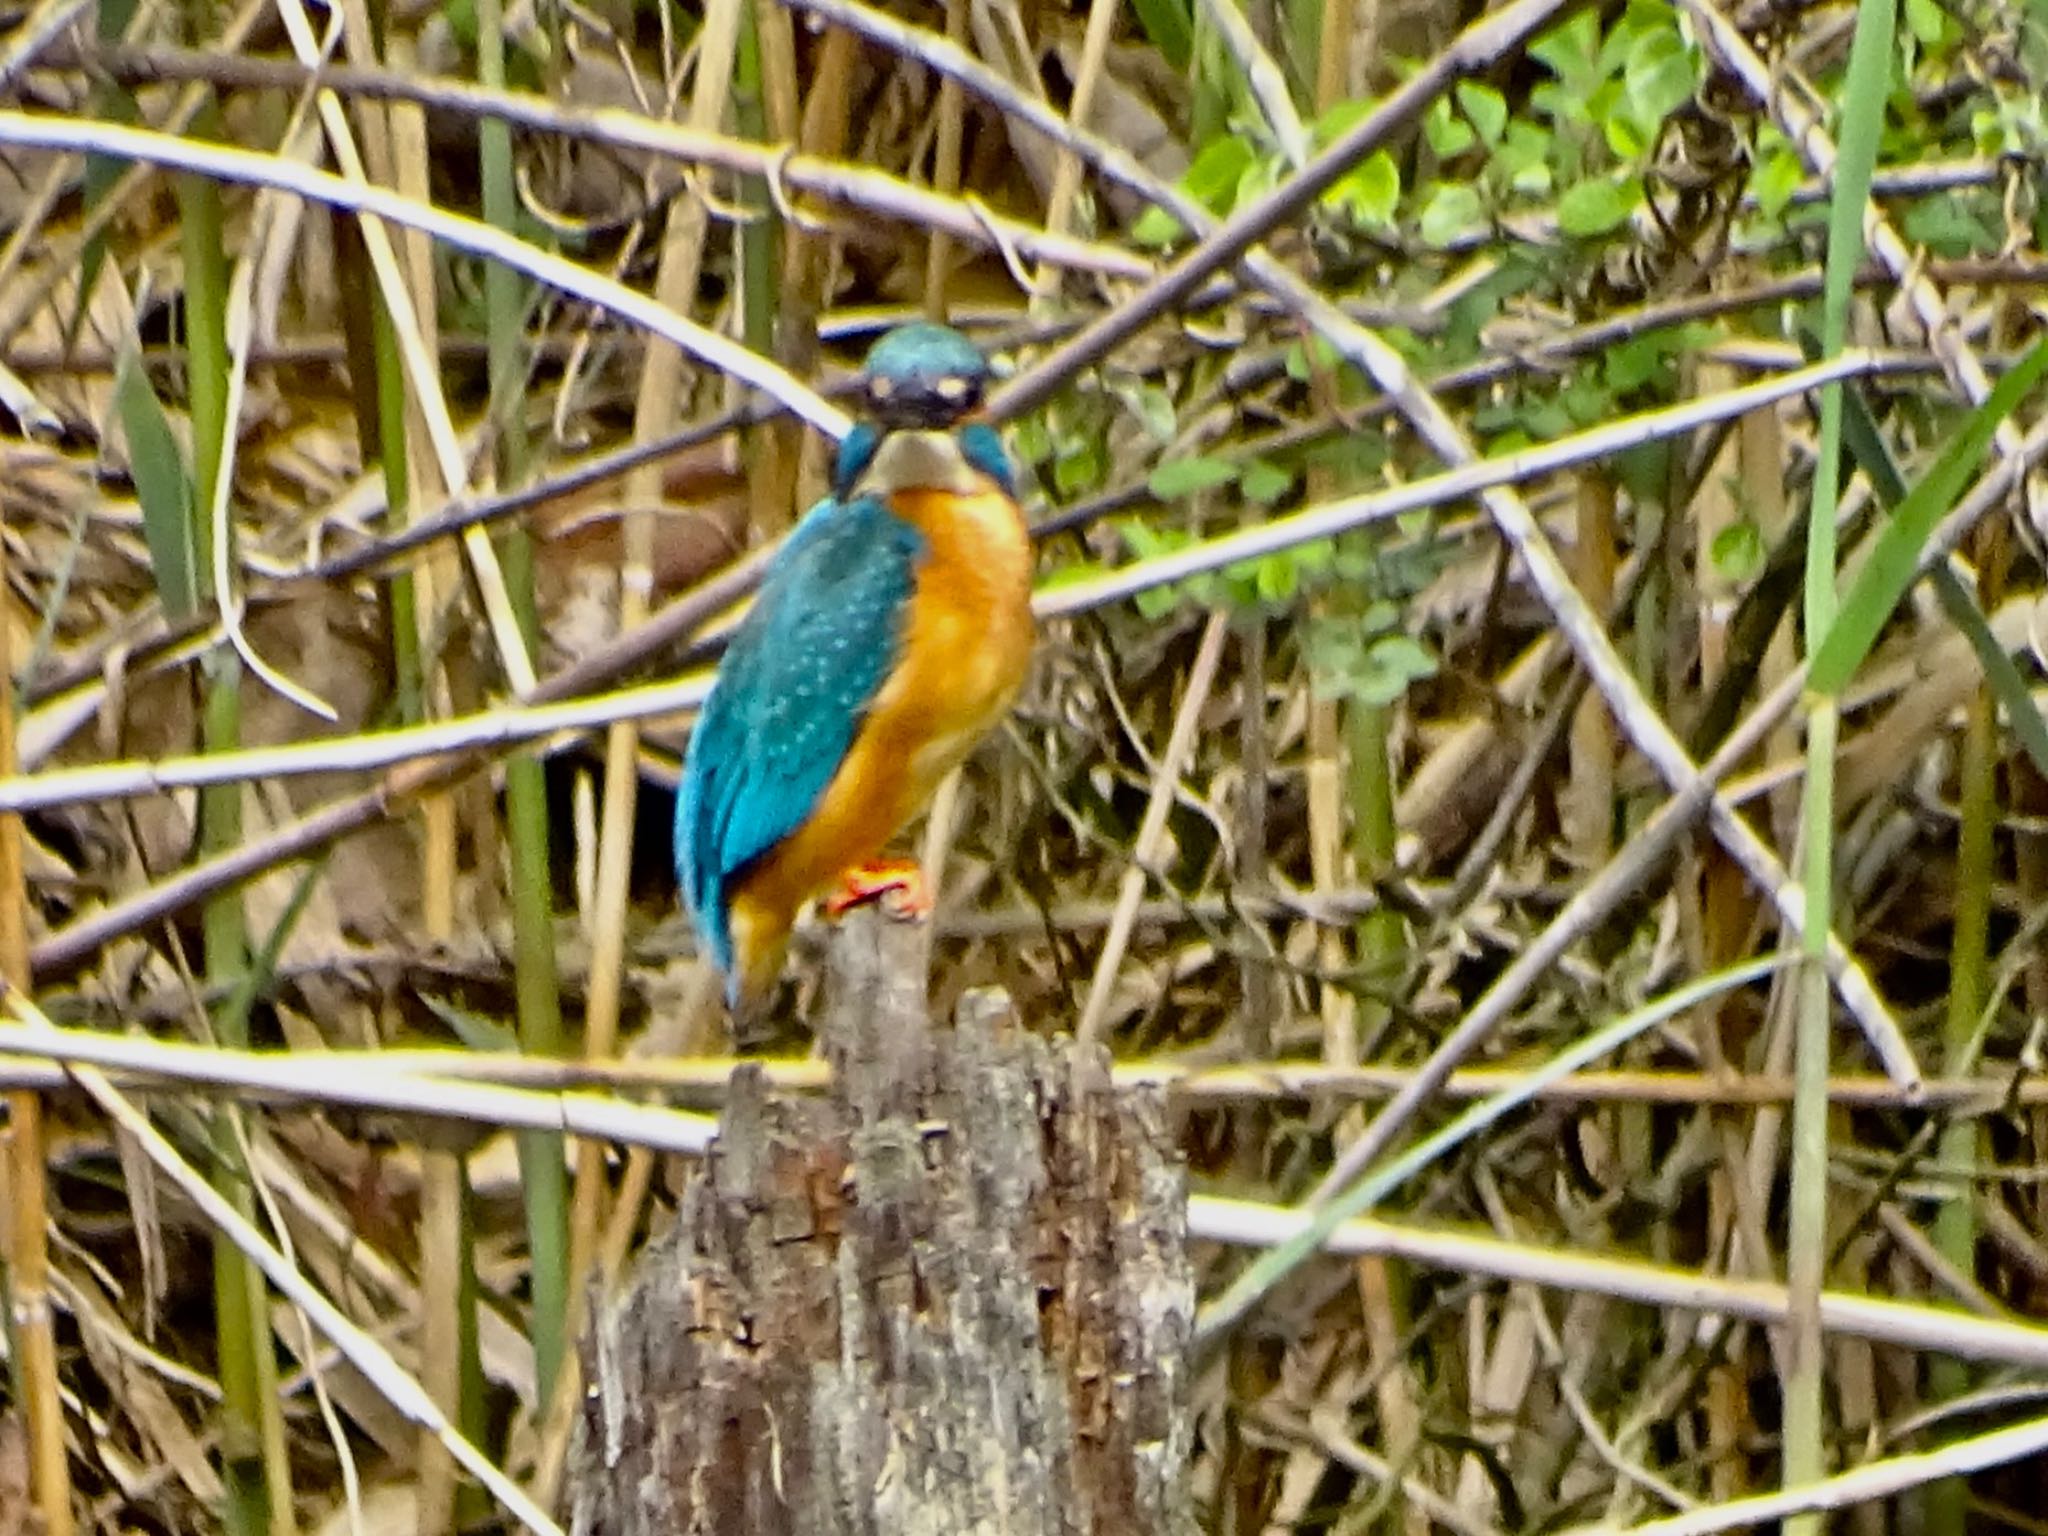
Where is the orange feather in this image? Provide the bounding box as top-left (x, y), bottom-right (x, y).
top-left (725, 485), bottom-right (1033, 1001)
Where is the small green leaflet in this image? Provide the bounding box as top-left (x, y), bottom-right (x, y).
top-left (1148, 456), bottom-right (1240, 499)
top-left (1557, 176), bottom-right (1638, 236)
top-left (1240, 459), bottom-right (1294, 505)
top-left (1420, 184), bottom-right (1485, 248)
top-left (1128, 0), bottom-right (1193, 70)
top-left (1456, 81), bottom-right (1508, 146)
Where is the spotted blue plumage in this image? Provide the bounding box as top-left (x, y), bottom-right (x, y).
top-left (676, 320), bottom-right (1013, 1004)
top-left (675, 492), bottom-right (926, 981)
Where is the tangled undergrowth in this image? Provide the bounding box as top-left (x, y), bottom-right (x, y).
top-left (3, 0), bottom-right (2048, 1531)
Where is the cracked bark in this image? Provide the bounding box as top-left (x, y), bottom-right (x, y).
top-left (568, 907), bottom-right (1196, 1535)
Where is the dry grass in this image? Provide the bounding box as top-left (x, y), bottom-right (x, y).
top-left (1, 0), bottom-right (2047, 1532)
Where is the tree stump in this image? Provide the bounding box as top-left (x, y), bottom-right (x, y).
top-left (567, 908), bottom-right (1196, 1535)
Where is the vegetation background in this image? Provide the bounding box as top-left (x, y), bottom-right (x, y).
top-left (2, 0), bottom-right (2048, 1530)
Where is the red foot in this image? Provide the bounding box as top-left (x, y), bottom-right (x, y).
top-left (823, 859), bottom-right (932, 922)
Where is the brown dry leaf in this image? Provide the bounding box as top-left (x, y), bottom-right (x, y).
top-left (1045, 33), bottom-right (1190, 193)
top-left (63, 1261), bottom-right (226, 1513)
top-left (112, 1125), bottom-right (167, 1342)
top-left (531, 435), bottom-right (747, 655)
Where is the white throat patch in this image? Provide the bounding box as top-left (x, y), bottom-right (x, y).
top-left (854, 430), bottom-right (992, 497)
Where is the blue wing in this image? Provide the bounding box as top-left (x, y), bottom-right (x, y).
top-left (675, 494), bottom-right (926, 974)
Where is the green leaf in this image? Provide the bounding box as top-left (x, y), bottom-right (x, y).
top-left (1148, 455), bottom-right (1241, 499)
top-left (1420, 183), bottom-right (1486, 247)
top-left (1117, 518), bottom-right (1190, 619)
top-left (1605, 330), bottom-right (1676, 393)
top-left (1749, 145), bottom-right (1805, 219)
top-left (1011, 413), bottom-right (1051, 467)
top-left (1305, 430), bottom-right (1385, 483)
top-left (1809, 336), bottom-right (2048, 694)
top-left (1903, 0), bottom-right (1946, 44)
top-left (1615, 439), bottom-right (1672, 505)
top-left (1234, 154), bottom-right (1281, 214)
top-left (1313, 98), bottom-right (1374, 145)
top-left (1325, 150), bottom-right (1400, 225)
top-left (1131, 203), bottom-right (1185, 247)
top-left (440, 0), bottom-right (478, 50)
top-left (1112, 379), bottom-right (1178, 444)
top-left (1710, 518), bottom-right (1765, 582)
top-left (1117, 516), bottom-right (1175, 559)
top-left (1308, 622), bottom-right (1438, 706)
top-left (1129, 0), bottom-right (1194, 70)
top-left (1530, 10), bottom-right (1603, 96)
top-left (1054, 435), bottom-right (1104, 497)
top-left (1241, 459), bottom-right (1294, 505)
top-left (1901, 195), bottom-right (2001, 256)
top-left (1284, 334), bottom-right (1342, 383)
top-left (1623, 26), bottom-right (1698, 126)
top-left (1134, 585), bottom-right (1178, 620)
top-left (1934, 567), bottom-right (2048, 781)
top-left (1425, 96), bottom-right (1476, 158)
top-left (1562, 369), bottom-right (1612, 425)
top-left (1826, 339), bottom-right (2048, 779)
top-left (114, 347), bottom-right (198, 621)
top-left (1498, 121), bottom-right (1555, 196)
top-left (1806, 0), bottom-right (1908, 640)
top-left (1557, 176), bottom-right (1637, 236)
top-left (1602, 109), bottom-right (1652, 160)
top-left (1301, 621), bottom-right (1359, 681)
top-left (1360, 633), bottom-right (1438, 704)
top-left (1255, 555), bottom-right (1297, 605)
top-left (1183, 134), bottom-right (1257, 212)
top-left (1456, 80), bottom-right (1508, 146)
top-left (1035, 556), bottom-right (1110, 591)
top-left (1295, 540), bottom-right (1338, 578)
top-left (1530, 80), bottom-right (1586, 128)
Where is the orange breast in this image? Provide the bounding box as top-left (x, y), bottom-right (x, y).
top-left (726, 485), bottom-right (1033, 979)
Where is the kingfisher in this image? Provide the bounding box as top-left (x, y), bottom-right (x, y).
top-left (675, 323), bottom-right (1034, 1016)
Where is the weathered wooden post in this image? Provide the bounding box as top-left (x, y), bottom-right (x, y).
top-left (567, 909), bottom-right (1196, 1534)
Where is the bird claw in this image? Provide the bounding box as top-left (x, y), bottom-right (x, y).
top-left (824, 859), bottom-right (932, 923)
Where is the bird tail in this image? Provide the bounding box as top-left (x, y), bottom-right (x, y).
top-left (726, 901), bottom-right (792, 1029)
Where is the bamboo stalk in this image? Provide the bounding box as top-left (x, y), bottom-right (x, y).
top-left (1929, 612), bottom-right (1999, 1534)
top-left (0, 424), bottom-right (71, 1536)
top-left (177, 85), bottom-right (291, 1532)
top-left (923, 0), bottom-right (968, 310)
top-left (473, 0), bottom-right (568, 1412)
